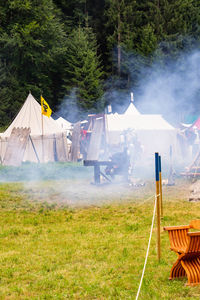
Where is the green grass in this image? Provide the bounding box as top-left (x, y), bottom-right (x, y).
top-left (0, 176), bottom-right (200, 299)
top-left (0, 162), bottom-right (92, 182)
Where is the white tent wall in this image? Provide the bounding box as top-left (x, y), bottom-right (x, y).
top-left (0, 137), bottom-right (8, 163)
top-left (54, 133), bottom-right (69, 162)
top-left (106, 104), bottom-right (178, 161)
top-left (136, 129), bottom-right (177, 159)
top-left (23, 135), bottom-right (55, 163)
top-left (106, 129), bottom-right (177, 158)
top-left (1, 133), bottom-right (69, 164)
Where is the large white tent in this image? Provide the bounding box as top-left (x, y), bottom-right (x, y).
top-left (0, 93), bottom-right (69, 164)
top-left (106, 102), bottom-right (177, 158)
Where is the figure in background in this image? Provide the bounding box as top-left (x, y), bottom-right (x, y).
top-left (105, 146), bottom-right (131, 182)
top-left (128, 133), bottom-right (143, 172)
top-left (80, 127), bottom-right (90, 160)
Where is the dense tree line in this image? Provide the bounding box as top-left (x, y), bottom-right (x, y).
top-left (0, 0), bottom-right (200, 126)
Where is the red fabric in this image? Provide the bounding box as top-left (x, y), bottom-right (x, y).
top-left (81, 129), bottom-right (87, 140)
top-left (193, 118), bottom-right (200, 130)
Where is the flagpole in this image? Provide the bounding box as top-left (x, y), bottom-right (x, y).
top-left (41, 95), bottom-right (52, 163)
top-left (41, 96), bottom-right (44, 163)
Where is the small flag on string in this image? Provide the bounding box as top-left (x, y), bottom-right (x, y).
top-left (41, 96), bottom-right (52, 118)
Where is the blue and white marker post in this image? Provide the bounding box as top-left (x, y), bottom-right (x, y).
top-left (155, 152), bottom-right (161, 261)
top-left (159, 155), bottom-right (163, 218)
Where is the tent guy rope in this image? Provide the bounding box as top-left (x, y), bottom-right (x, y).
top-left (135, 194), bottom-right (158, 300)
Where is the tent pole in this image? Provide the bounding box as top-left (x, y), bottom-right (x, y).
top-left (41, 113), bottom-right (44, 163)
top-left (0, 137), bottom-right (2, 164)
top-left (159, 155), bottom-right (163, 217)
top-left (29, 136), bottom-right (40, 163)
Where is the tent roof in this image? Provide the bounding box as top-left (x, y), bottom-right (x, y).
top-left (124, 102), bottom-right (140, 116)
top-left (180, 123), bottom-right (192, 128)
top-left (55, 117), bottom-right (72, 130)
top-left (107, 113), bottom-right (175, 131)
top-left (0, 93), bottom-right (64, 138)
top-left (122, 114), bottom-right (174, 130)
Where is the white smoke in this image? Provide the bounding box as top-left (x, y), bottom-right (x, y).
top-left (137, 50), bottom-right (200, 123)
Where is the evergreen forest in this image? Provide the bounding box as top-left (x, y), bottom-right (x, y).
top-left (0, 0), bottom-right (200, 126)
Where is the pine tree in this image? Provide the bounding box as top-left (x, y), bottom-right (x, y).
top-left (0, 0), bottom-right (67, 126)
top-left (137, 24), bottom-right (157, 57)
top-left (53, 0), bottom-right (87, 31)
top-left (155, 0), bottom-right (200, 60)
top-left (62, 25), bottom-right (104, 121)
top-left (0, 61), bottom-right (14, 127)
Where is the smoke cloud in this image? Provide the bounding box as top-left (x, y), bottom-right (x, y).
top-left (133, 50), bottom-right (200, 124)
top-left (1, 43), bottom-right (200, 203)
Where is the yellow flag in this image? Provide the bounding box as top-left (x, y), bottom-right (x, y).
top-left (41, 96), bottom-right (52, 118)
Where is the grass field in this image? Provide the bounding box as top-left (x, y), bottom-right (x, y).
top-left (0, 164), bottom-right (200, 299)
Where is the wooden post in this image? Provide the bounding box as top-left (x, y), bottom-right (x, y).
top-left (159, 155), bottom-right (163, 218)
top-left (155, 152), bottom-right (161, 261)
top-left (94, 165), bottom-right (100, 184)
top-left (41, 112), bottom-right (44, 163)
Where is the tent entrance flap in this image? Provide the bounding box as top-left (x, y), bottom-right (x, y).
top-left (3, 127), bottom-right (31, 166)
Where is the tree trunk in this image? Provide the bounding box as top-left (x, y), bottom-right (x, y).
top-left (117, 6), bottom-right (121, 77)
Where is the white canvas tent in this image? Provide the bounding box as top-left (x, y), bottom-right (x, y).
top-left (55, 117), bottom-right (72, 132)
top-left (0, 93), bottom-right (69, 164)
top-left (106, 102), bottom-right (177, 158)
top-left (55, 117), bottom-right (72, 145)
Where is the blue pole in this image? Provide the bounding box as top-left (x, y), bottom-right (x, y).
top-left (159, 155), bottom-right (161, 173)
top-left (155, 152), bottom-right (161, 261)
top-left (155, 152), bottom-right (159, 182)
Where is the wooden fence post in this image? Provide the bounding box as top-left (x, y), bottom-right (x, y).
top-left (159, 155), bottom-right (163, 218)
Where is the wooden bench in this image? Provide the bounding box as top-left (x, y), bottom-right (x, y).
top-left (164, 220), bottom-right (200, 286)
